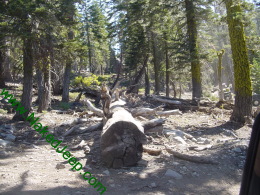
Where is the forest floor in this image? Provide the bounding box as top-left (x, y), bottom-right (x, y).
top-left (0, 86), bottom-right (255, 195)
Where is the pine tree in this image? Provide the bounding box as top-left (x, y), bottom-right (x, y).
top-left (225, 0), bottom-right (252, 122)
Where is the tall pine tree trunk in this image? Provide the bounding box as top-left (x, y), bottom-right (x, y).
top-left (62, 30), bottom-right (74, 103)
top-left (38, 62), bottom-right (51, 112)
top-left (185, 0), bottom-right (202, 100)
top-left (13, 35), bottom-right (33, 120)
top-left (0, 37), bottom-right (6, 88)
top-left (165, 34), bottom-right (170, 97)
top-left (152, 32), bottom-right (160, 95)
top-left (217, 50), bottom-right (225, 101)
top-left (225, 0), bottom-right (252, 123)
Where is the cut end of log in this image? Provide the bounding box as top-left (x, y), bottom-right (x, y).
top-left (101, 109), bottom-right (147, 168)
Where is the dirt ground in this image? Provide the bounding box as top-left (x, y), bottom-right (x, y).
top-left (0, 99), bottom-right (254, 195)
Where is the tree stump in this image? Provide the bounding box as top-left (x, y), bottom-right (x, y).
top-left (100, 107), bottom-right (147, 168)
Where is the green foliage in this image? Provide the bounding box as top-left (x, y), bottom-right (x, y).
top-left (252, 57), bottom-right (260, 94)
top-left (59, 102), bottom-right (70, 110)
top-left (72, 74), bottom-right (101, 88)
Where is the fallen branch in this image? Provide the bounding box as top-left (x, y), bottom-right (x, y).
top-left (144, 125), bottom-right (163, 134)
top-left (142, 118), bottom-right (165, 131)
top-left (84, 99), bottom-right (103, 117)
top-left (80, 122), bottom-right (103, 134)
top-left (165, 145), bottom-right (218, 165)
top-left (63, 122), bottom-right (103, 137)
top-left (143, 145), bottom-right (162, 156)
top-left (131, 105), bottom-right (163, 117)
top-left (157, 109), bottom-right (182, 116)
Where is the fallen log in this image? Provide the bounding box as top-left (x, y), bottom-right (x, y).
top-left (152, 96), bottom-right (182, 105)
top-left (100, 107), bottom-right (147, 168)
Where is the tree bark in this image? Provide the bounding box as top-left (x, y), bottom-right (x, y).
top-left (13, 35), bottom-right (33, 120)
top-left (0, 36), bottom-right (6, 88)
top-left (165, 34), bottom-right (170, 97)
top-left (38, 62), bottom-right (51, 112)
top-left (225, 0), bottom-right (252, 123)
top-left (151, 32), bottom-right (160, 95)
top-left (217, 49), bottom-right (225, 101)
top-left (62, 62), bottom-right (72, 102)
top-left (185, 0), bottom-right (202, 100)
top-left (62, 30), bottom-right (74, 103)
top-left (100, 107), bottom-right (147, 168)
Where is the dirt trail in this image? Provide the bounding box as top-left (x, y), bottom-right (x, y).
top-left (0, 109), bottom-right (252, 195)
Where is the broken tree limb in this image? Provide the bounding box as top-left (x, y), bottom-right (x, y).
top-left (80, 122), bottom-right (103, 134)
top-left (144, 125), bottom-right (163, 134)
top-left (100, 107), bottom-right (147, 168)
top-left (142, 118), bottom-right (165, 131)
top-left (152, 96), bottom-right (182, 105)
top-left (165, 145), bottom-right (218, 165)
top-left (63, 122), bottom-right (103, 137)
top-left (143, 145), bottom-right (162, 156)
top-left (131, 105), bottom-right (164, 117)
top-left (84, 99), bottom-right (103, 117)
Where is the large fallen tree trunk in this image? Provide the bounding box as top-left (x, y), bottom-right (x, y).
top-left (100, 106), bottom-right (147, 168)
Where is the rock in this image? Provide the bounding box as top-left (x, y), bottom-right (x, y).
top-left (150, 182), bottom-right (157, 188)
top-left (4, 134), bottom-right (16, 141)
top-left (233, 147), bottom-right (242, 153)
top-left (165, 169), bottom-right (183, 180)
top-left (192, 172), bottom-right (199, 177)
top-left (110, 184), bottom-right (115, 188)
top-left (137, 159), bottom-right (148, 167)
top-left (196, 137), bottom-right (210, 144)
top-left (0, 139), bottom-right (11, 147)
top-left (103, 170), bottom-right (110, 176)
top-left (56, 163), bottom-right (66, 169)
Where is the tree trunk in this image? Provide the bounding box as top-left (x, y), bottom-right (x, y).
top-left (86, 19), bottom-right (92, 73)
top-left (165, 35), bottom-right (170, 97)
top-left (0, 36), bottom-right (6, 88)
top-left (62, 30), bottom-right (74, 103)
top-left (36, 69), bottom-right (43, 104)
top-left (217, 49), bottom-right (225, 101)
top-left (151, 32), bottom-right (160, 95)
top-left (145, 65), bottom-right (150, 96)
top-left (185, 0), bottom-right (202, 100)
top-left (38, 62), bottom-right (51, 112)
top-left (127, 55), bottom-right (149, 94)
top-left (62, 62), bottom-right (72, 103)
top-left (100, 107), bottom-right (147, 168)
top-left (225, 0), bottom-right (252, 123)
top-left (13, 35), bottom-right (33, 120)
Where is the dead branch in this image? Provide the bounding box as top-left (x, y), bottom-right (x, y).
top-left (131, 105), bottom-right (164, 117)
top-left (84, 99), bottom-right (103, 117)
top-left (143, 145), bottom-right (162, 156)
top-left (157, 109), bottom-right (182, 116)
top-left (142, 118), bottom-right (165, 131)
top-left (165, 145), bottom-right (218, 165)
